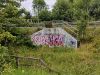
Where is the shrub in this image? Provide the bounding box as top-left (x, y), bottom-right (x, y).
top-left (15, 35), bottom-right (33, 47)
top-left (0, 44), bottom-right (8, 74)
top-left (0, 32), bottom-right (16, 46)
top-left (10, 28), bottom-right (37, 47)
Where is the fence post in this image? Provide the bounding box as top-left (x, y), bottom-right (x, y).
top-left (15, 56), bottom-right (19, 68)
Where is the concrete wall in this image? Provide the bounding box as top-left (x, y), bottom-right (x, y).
top-left (31, 28), bottom-right (77, 48)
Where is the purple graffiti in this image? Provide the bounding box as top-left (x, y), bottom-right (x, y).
top-left (31, 34), bottom-right (65, 46)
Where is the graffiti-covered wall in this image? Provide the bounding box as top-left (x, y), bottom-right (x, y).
top-left (31, 28), bottom-right (77, 48)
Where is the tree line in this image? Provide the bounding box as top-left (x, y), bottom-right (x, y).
top-left (0, 0), bottom-right (100, 22)
top-left (33, 0), bottom-right (100, 21)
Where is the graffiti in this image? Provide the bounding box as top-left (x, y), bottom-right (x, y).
top-left (31, 28), bottom-right (77, 48)
top-left (31, 34), bottom-right (65, 46)
top-left (48, 34), bottom-right (64, 46)
top-left (32, 35), bottom-right (48, 45)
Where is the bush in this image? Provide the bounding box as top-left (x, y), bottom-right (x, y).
top-left (0, 32), bottom-right (16, 46)
top-left (11, 28), bottom-right (37, 47)
top-left (93, 34), bottom-right (100, 52)
top-left (0, 44), bottom-right (8, 74)
top-left (38, 9), bottom-right (52, 21)
top-left (15, 35), bottom-right (33, 47)
top-left (80, 33), bottom-right (93, 43)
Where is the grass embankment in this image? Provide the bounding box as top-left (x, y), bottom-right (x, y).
top-left (5, 45), bottom-right (100, 75)
top-left (3, 28), bottom-right (100, 75)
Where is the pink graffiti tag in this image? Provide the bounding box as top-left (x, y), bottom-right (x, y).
top-left (48, 34), bottom-right (64, 46)
top-left (31, 34), bottom-right (65, 46)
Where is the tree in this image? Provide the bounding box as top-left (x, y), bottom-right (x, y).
top-left (0, 0), bottom-right (24, 46)
top-left (32, 0), bottom-right (47, 16)
top-left (73, 0), bottom-right (91, 20)
top-left (77, 19), bottom-right (87, 40)
top-left (3, 4), bottom-right (19, 18)
top-left (24, 12), bottom-right (32, 19)
top-left (73, 0), bottom-right (92, 40)
top-left (89, 0), bottom-right (100, 20)
top-left (0, 0), bottom-right (24, 7)
top-left (52, 0), bottom-right (70, 20)
top-left (0, 0), bottom-right (25, 18)
top-left (38, 9), bottom-right (51, 21)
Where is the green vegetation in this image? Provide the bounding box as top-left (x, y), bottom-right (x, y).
top-left (0, 28), bottom-right (100, 75)
top-left (0, 0), bottom-right (100, 75)
top-left (32, 0), bottom-right (100, 21)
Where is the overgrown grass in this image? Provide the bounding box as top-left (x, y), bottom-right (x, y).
top-left (4, 68), bottom-right (57, 75)
top-left (5, 44), bottom-right (100, 75)
top-left (3, 28), bottom-right (100, 75)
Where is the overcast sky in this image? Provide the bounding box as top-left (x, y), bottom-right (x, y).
top-left (21, 0), bottom-right (56, 15)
